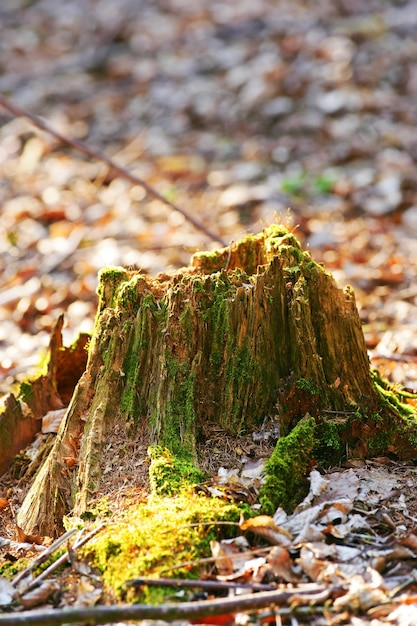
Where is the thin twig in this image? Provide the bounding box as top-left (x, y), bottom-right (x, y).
top-left (125, 576), bottom-right (276, 592)
top-left (0, 94), bottom-right (226, 246)
top-left (0, 585), bottom-right (335, 626)
top-left (22, 524), bottom-right (105, 593)
top-left (12, 529), bottom-right (78, 588)
top-left (160, 520), bottom-right (240, 534)
top-left (161, 545), bottom-right (273, 574)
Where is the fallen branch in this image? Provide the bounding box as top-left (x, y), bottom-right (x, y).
top-left (125, 576), bottom-right (276, 592)
top-left (0, 585), bottom-right (334, 626)
top-left (12, 529), bottom-right (78, 588)
top-left (18, 524), bottom-right (105, 595)
top-left (0, 94), bottom-right (226, 246)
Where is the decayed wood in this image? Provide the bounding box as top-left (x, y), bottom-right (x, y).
top-left (16, 226), bottom-right (414, 536)
top-left (0, 315), bottom-right (88, 476)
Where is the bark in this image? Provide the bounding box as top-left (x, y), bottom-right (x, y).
top-left (15, 225), bottom-right (417, 536)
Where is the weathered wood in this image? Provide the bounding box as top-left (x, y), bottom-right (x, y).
top-left (0, 315), bottom-right (88, 476)
top-left (16, 225), bottom-right (417, 535)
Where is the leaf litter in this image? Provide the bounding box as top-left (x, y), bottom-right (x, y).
top-left (3, 454), bottom-right (417, 624)
top-left (205, 462), bottom-right (417, 624)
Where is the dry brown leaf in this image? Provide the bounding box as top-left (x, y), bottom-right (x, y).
top-left (19, 580), bottom-right (60, 609)
top-left (216, 556), bottom-right (267, 583)
top-left (267, 546), bottom-right (299, 583)
top-left (400, 533), bottom-right (417, 553)
top-left (210, 537), bottom-right (250, 576)
top-left (15, 524), bottom-right (44, 546)
top-left (0, 498), bottom-right (10, 512)
top-left (210, 540), bottom-right (235, 576)
top-left (41, 408), bottom-right (66, 433)
top-left (240, 516), bottom-right (292, 545)
top-left (297, 549), bottom-right (327, 582)
top-left (63, 456), bottom-right (78, 469)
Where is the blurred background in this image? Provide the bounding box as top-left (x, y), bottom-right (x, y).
top-left (1, 0), bottom-right (417, 395)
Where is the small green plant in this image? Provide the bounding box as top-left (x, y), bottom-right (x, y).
top-left (162, 186), bottom-right (178, 202)
top-left (281, 172), bottom-right (305, 196)
top-left (281, 172), bottom-right (337, 197)
top-left (314, 173), bottom-right (336, 194)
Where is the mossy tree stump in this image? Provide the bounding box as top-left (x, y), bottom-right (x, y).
top-left (17, 225), bottom-right (417, 535)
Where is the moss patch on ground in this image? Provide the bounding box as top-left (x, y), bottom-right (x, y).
top-left (82, 491), bottom-right (245, 603)
top-left (148, 446), bottom-right (204, 495)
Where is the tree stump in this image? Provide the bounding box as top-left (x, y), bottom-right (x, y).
top-left (16, 225), bottom-right (417, 535)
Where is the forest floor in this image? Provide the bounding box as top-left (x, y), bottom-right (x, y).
top-left (2, 0), bottom-right (417, 624)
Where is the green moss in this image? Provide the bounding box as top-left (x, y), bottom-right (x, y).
top-left (226, 343), bottom-right (254, 387)
top-left (192, 277), bottom-right (206, 294)
top-left (265, 228), bottom-right (301, 254)
top-left (0, 559), bottom-right (30, 579)
top-left (148, 446), bottom-right (204, 496)
top-left (150, 360), bottom-right (199, 458)
top-left (296, 378), bottom-right (317, 395)
top-left (206, 297), bottom-right (229, 371)
top-left (260, 415), bottom-right (316, 514)
top-left (179, 306), bottom-right (193, 345)
top-left (192, 249), bottom-right (228, 273)
top-left (371, 369), bottom-right (417, 417)
top-left (81, 496), bottom-right (113, 522)
top-left (99, 267), bottom-right (129, 282)
top-left (192, 225), bottom-right (312, 280)
top-left (120, 292), bottom-right (165, 419)
top-left (32, 549), bottom-right (67, 577)
top-left (366, 421), bottom-right (395, 455)
top-left (235, 235), bottom-right (260, 275)
top-left (314, 417), bottom-right (347, 464)
top-left (82, 491), bottom-right (243, 602)
top-left (17, 380), bottom-right (34, 404)
top-left (97, 266), bottom-right (131, 309)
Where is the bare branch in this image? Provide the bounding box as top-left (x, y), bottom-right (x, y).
top-left (0, 94), bottom-right (226, 246)
top-left (0, 585), bottom-right (334, 626)
top-left (125, 576), bottom-right (276, 592)
top-left (21, 525), bottom-right (105, 594)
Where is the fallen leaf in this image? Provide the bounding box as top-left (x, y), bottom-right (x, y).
top-left (210, 540), bottom-right (235, 576)
top-left (240, 516), bottom-right (292, 545)
top-left (0, 498), bottom-right (10, 512)
top-left (15, 524), bottom-right (44, 546)
top-left (19, 580), bottom-right (60, 609)
top-left (333, 570), bottom-right (389, 612)
top-left (267, 546), bottom-right (299, 583)
top-left (41, 408), bottom-right (66, 433)
top-left (210, 536), bottom-right (250, 575)
top-left (0, 578), bottom-right (16, 606)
